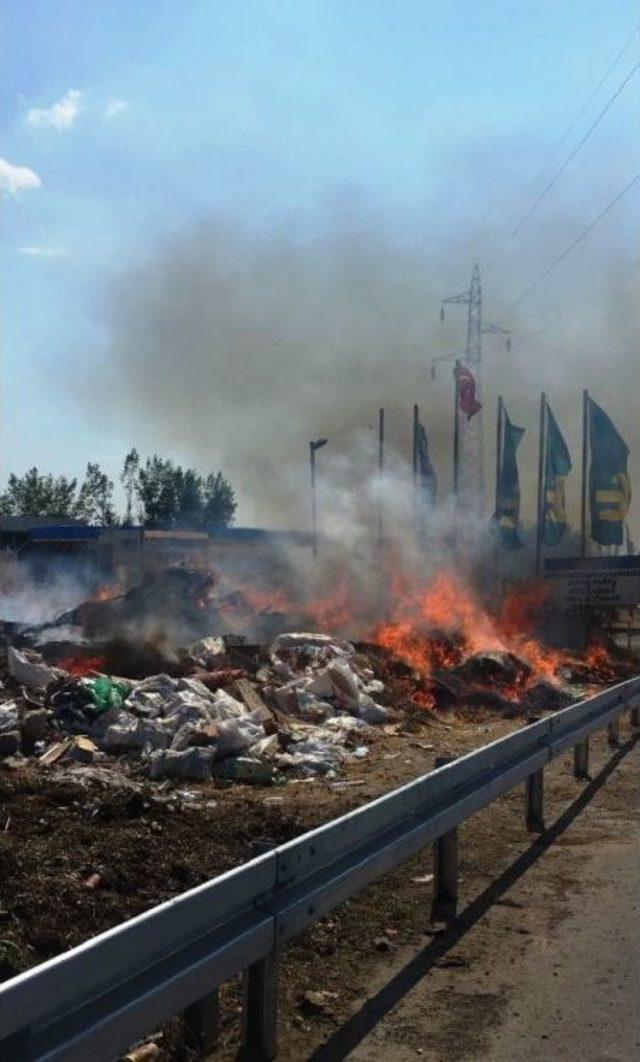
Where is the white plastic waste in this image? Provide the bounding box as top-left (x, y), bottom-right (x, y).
top-left (8, 646), bottom-right (60, 690)
top-left (148, 746), bottom-right (215, 780)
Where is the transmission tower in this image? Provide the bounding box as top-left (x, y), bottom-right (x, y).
top-left (439, 264), bottom-right (510, 512)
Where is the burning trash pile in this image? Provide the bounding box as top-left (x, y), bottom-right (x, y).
top-left (0, 564), bottom-right (635, 784)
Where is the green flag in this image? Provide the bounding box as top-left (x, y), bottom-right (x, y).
top-left (495, 408), bottom-right (525, 549)
top-left (542, 404), bottom-right (572, 546)
top-left (589, 398), bottom-right (630, 546)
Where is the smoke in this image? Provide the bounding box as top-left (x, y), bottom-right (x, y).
top-left (0, 554), bottom-right (92, 626)
top-left (84, 193), bottom-right (638, 541)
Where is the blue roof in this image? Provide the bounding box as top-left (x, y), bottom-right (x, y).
top-left (30, 525), bottom-right (100, 541)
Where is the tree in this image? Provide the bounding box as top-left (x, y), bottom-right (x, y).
top-left (135, 454), bottom-right (236, 529)
top-left (75, 463), bottom-right (115, 526)
top-left (137, 456), bottom-right (180, 527)
top-left (121, 448), bottom-right (140, 525)
top-left (0, 468), bottom-right (78, 518)
top-left (202, 471), bottom-right (236, 529)
top-left (174, 467), bottom-right (204, 528)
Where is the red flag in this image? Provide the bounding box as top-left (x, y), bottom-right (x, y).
top-left (455, 364), bottom-right (482, 420)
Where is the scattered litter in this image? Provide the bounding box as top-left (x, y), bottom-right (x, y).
top-left (148, 747), bottom-right (215, 781)
top-left (123, 1043), bottom-right (163, 1062)
top-left (8, 647), bottom-right (60, 690)
top-left (298, 989), bottom-right (339, 1016)
top-left (188, 635), bottom-right (226, 668)
top-left (83, 872), bottom-right (103, 890)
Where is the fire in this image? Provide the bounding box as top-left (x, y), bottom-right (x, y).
top-left (307, 575), bottom-right (355, 632)
top-left (93, 583), bottom-right (124, 603)
top-left (371, 570), bottom-right (571, 689)
top-left (57, 655), bottom-right (107, 677)
top-left (583, 640), bottom-right (618, 681)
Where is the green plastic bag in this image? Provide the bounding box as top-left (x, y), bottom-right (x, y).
top-left (87, 675), bottom-right (132, 714)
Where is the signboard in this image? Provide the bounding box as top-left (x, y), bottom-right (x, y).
top-left (544, 555), bottom-right (640, 610)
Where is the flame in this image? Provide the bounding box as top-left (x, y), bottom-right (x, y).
top-left (307, 575), bottom-right (355, 632)
top-left (93, 582), bottom-right (125, 603)
top-left (582, 640), bottom-right (618, 682)
top-left (58, 655), bottom-right (108, 677)
top-left (371, 571), bottom-right (572, 690)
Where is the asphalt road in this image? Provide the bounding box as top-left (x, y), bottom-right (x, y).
top-left (344, 736), bottom-right (639, 1062)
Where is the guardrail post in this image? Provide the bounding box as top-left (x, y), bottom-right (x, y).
top-left (431, 756), bottom-right (458, 922)
top-left (523, 717), bottom-right (545, 832)
top-left (525, 769), bottom-right (545, 832)
top-left (242, 953), bottom-right (279, 1060)
top-left (607, 717), bottom-right (620, 747)
top-left (183, 991), bottom-right (219, 1055)
top-left (630, 704), bottom-right (640, 728)
top-left (432, 827), bottom-right (458, 922)
top-left (573, 738), bottom-right (589, 780)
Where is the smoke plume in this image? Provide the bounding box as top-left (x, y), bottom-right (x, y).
top-left (85, 195), bottom-right (638, 540)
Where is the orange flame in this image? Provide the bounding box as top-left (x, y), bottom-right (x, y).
top-left (58, 655), bottom-right (108, 677)
top-left (371, 571), bottom-right (571, 689)
top-left (93, 583), bottom-right (124, 603)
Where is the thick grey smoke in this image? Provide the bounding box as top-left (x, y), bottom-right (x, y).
top-left (86, 197), bottom-right (638, 541)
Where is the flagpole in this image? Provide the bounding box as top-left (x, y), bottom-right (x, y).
top-left (378, 407), bottom-right (385, 545)
top-left (535, 392), bottom-right (547, 578)
top-left (413, 404), bottom-right (419, 482)
top-left (495, 394), bottom-right (504, 517)
top-left (310, 441), bottom-right (318, 557)
top-left (580, 389), bottom-right (589, 558)
top-left (453, 361), bottom-right (461, 498)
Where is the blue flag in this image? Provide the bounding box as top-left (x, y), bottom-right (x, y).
top-left (589, 398), bottom-right (630, 546)
top-left (495, 409), bottom-right (525, 549)
top-left (542, 404), bottom-right (572, 546)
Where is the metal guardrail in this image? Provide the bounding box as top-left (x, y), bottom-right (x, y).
top-left (1, 677), bottom-right (639, 1061)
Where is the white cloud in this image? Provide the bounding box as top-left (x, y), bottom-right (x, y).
top-left (26, 89), bottom-right (82, 131)
top-left (19, 246), bottom-right (70, 258)
top-left (0, 157), bottom-right (42, 197)
top-left (105, 99), bottom-right (128, 119)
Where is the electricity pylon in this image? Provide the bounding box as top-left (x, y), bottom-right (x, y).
top-left (439, 264), bottom-right (510, 512)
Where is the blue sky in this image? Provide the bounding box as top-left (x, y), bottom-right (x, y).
top-left (2, 1), bottom-right (638, 521)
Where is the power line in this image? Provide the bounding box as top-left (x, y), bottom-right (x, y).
top-left (484, 54), bottom-right (640, 271)
top-left (509, 172), bottom-right (640, 310)
top-left (527, 19), bottom-right (640, 192)
top-left (507, 60), bottom-right (640, 242)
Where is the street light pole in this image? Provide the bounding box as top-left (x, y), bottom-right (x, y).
top-left (309, 438), bottom-right (327, 557)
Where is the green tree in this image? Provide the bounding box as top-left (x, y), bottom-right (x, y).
top-left (0, 468), bottom-right (78, 517)
top-left (75, 463), bottom-right (115, 526)
top-left (137, 456), bottom-right (179, 527)
top-left (202, 471), bottom-right (236, 529)
top-left (134, 455), bottom-right (236, 529)
top-left (174, 467), bottom-right (204, 528)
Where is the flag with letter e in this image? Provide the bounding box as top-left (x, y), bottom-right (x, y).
top-left (495, 408), bottom-right (524, 549)
top-left (542, 404), bottom-right (572, 546)
top-left (589, 398), bottom-right (630, 546)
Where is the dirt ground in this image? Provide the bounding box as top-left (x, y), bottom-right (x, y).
top-left (0, 712), bottom-right (637, 1060)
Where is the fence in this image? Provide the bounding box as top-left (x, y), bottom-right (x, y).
top-left (1, 676), bottom-right (639, 1061)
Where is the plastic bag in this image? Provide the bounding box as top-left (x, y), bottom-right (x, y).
top-left (87, 676), bottom-right (132, 715)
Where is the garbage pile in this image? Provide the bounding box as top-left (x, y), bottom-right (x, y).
top-left (1, 562), bottom-right (636, 785)
top-left (0, 633), bottom-right (388, 782)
